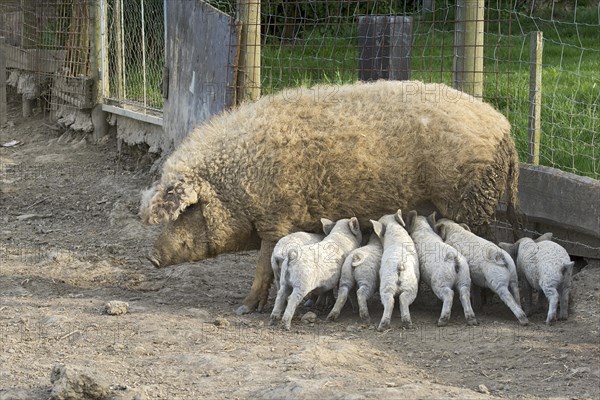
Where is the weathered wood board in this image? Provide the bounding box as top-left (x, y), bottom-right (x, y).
top-left (358, 15), bottom-right (413, 81)
top-left (163, 0), bottom-right (238, 146)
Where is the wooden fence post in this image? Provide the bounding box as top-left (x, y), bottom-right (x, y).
top-left (90, 0), bottom-right (109, 140)
top-left (422, 0), bottom-right (434, 13)
top-left (453, 0), bottom-right (484, 97)
top-left (528, 31), bottom-right (543, 165)
top-left (358, 16), bottom-right (413, 82)
top-left (0, 37), bottom-right (6, 126)
top-left (236, 0), bottom-right (261, 102)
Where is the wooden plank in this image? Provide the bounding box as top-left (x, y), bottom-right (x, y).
top-left (0, 12), bottom-right (23, 47)
top-left (358, 16), bottom-right (413, 82)
top-left (4, 44), bottom-right (66, 73)
top-left (51, 76), bottom-right (95, 108)
top-left (102, 104), bottom-right (163, 126)
top-left (0, 37), bottom-right (6, 126)
top-left (163, 0), bottom-right (238, 145)
top-left (528, 31), bottom-right (543, 165)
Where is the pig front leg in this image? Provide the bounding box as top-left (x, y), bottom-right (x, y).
top-left (236, 239), bottom-right (275, 315)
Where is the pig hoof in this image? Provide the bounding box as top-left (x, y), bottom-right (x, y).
top-left (235, 305), bottom-right (253, 315)
top-left (467, 318), bottom-right (479, 326)
top-left (360, 314), bottom-right (371, 324)
top-left (377, 320), bottom-right (390, 332)
top-left (519, 317), bottom-right (530, 326)
top-left (401, 319), bottom-right (413, 329)
top-left (146, 254), bottom-right (161, 268)
top-left (325, 313), bottom-right (338, 322)
top-left (437, 319), bottom-right (449, 327)
top-left (269, 317), bottom-right (280, 326)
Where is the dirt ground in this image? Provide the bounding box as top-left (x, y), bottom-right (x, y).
top-left (1, 96), bottom-right (599, 400)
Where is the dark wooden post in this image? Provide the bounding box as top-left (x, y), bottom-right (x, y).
top-left (358, 16), bottom-right (413, 82)
top-left (0, 37), bottom-right (6, 126)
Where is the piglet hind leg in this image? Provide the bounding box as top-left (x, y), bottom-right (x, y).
top-left (495, 286), bottom-right (529, 326)
top-left (270, 284), bottom-right (291, 325)
top-left (435, 287), bottom-right (454, 327)
top-left (458, 286), bottom-right (478, 326)
top-left (356, 286), bottom-right (372, 324)
top-left (377, 290), bottom-right (395, 331)
top-left (543, 287), bottom-right (560, 325)
top-left (237, 240), bottom-right (275, 315)
top-left (399, 290), bottom-right (416, 329)
top-left (327, 285), bottom-right (351, 322)
top-left (281, 288), bottom-right (308, 330)
top-left (558, 286), bottom-right (570, 320)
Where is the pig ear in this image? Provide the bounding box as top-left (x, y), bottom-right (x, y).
top-left (535, 232), bottom-right (553, 243)
top-left (405, 210), bottom-right (418, 233)
top-left (351, 253), bottom-right (365, 268)
top-left (427, 212), bottom-right (437, 230)
top-left (459, 223), bottom-right (471, 232)
top-left (394, 209), bottom-right (405, 227)
top-left (371, 220), bottom-right (385, 239)
top-left (498, 242), bottom-right (518, 260)
top-left (321, 218), bottom-right (335, 235)
top-left (562, 261), bottom-right (575, 276)
top-left (348, 217), bottom-right (361, 236)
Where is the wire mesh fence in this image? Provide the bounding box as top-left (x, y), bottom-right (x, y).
top-left (102, 0), bottom-right (164, 114)
top-left (206, 0), bottom-right (598, 180)
top-left (1, 1), bottom-right (597, 179)
top-left (0, 0), bottom-right (94, 110)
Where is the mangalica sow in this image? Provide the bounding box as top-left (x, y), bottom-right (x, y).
top-left (139, 80), bottom-right (520, 314)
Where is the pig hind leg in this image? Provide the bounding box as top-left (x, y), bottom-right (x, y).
top-left (457, 286), bottom-right (478, 326)
top-left (433, 286), bottom-right (454, 327)
top-left (282, 288), bottom-right (309, 330)
top-left (494, 286), bottom-right (529, 326)
top-left (542, 287), bottom-right (559, 325)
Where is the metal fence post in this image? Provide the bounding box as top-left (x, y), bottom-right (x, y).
top-left (528, 31), bottom-right (543, 165)
top-left (453, 0), bottom-right (484, 97)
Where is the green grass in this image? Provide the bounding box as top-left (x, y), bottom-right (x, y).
top-left (260, 6), bottom-right (599, 179)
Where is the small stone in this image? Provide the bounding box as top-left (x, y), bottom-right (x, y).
top-left (104, 301), bottom-right (129, 316)
top-left (477, 384), bottom-right (490, 395)
top-left (50, 364), bottom-right (110, 400)
top-left (385, 382), bottom-right (397, 387)
top-left (301, 312), bottom-right (317, 324)
top-left (213, 317), bottom-right (230, 328)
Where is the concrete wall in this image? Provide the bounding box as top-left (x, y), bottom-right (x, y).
top-left (495, 164), bottom-right (600, 261)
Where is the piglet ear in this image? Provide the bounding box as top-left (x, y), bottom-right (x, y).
top-left (371, 220), bottom-right (385, 239)
top-left (427, 211), bottom-right (438, 230)
top-left (535, 232), bottom-right (553, 243)
top-left (394, 209), bottom-right (405, 227)
top-left (321, 218), bottom-right (335, 235)
top-left (459, 223), bottom-right (471, 232)
top-left (436, 224), bottom-right (447, 241)
top-left (405, 210), bottom-right (418, 233)
top-left (348, 217), bottom-right (361, 236)
top-left (562, 261), bottom-right (575, 276)
top-left (499, 242), bottom-right (518, 260)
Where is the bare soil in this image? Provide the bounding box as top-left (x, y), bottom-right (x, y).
top-left (1, 98), bottom-right (599, 399)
